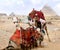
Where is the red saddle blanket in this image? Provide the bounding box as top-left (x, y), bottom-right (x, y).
top-left (10, 29), bottom-right (21, 45)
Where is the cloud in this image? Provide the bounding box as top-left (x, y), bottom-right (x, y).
top-left (0, 0), bottom-right (25, 7)
top-left (30, 0), bottom-right (42, 5)
top-left (0, 0), bottom-right (60, 15)
top-left (0, 0), bottom-right (25, 15)
top-left (16, 0), bottom-right (25, 7)
top-left (52, 0), bottom-right (60, 2)
top-left (54, 3), bottom-right (60, 15)
top-left (0, 0), bottom-right (14, 6)
top-left (55, 3), bottom-right (60, 8)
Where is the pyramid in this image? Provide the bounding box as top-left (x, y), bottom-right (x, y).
top-left (41, 5), bottom-right (59, 20)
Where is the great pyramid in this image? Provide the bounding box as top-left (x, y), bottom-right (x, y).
top-left (41, 5), bottom-right (60, 20)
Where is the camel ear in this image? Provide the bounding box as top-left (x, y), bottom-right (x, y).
top-left (33, 8), bottom-right (35, 11)
top-left (33, 8), bottom-right (34, 10)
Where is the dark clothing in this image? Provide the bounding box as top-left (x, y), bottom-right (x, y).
top-left (35, 20), bottom-right (45, 35)
top-left (35, 20), bottom-right (41, 29)
top-left (28, 16), bottom-right (31, 21)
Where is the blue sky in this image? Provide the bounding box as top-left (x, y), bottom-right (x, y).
top-left (0, 0), bottom-right (60, 15)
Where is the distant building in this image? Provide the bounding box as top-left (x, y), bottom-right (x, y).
top-left (41, 5), bottom-right (60, 20)
top-left (9, 12), bottom-right (15, 16)
top-left (0, 13), bottom-right (7, 16)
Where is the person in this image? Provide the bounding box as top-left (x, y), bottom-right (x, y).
top-left (28, 11), bottom-right (47, 36)
top-left (34, 14), bottom-right (46, 36)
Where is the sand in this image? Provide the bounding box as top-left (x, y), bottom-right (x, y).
top-left (0, 17), bottom-right (60, 50)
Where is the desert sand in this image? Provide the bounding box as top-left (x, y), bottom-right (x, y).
top-left (0, 17), bottom-right (60, 50)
